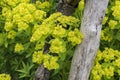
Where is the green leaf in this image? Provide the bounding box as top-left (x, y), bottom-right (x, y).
top-left (19, 74), bottom-right (27, 78)
top-left (24, 43), bottom-right (30, 50)
top-left (0, 33), bottom-right (6, 46)
top-left (17, 62), bottom-right (34, 78)
top-left (17, 69), bottom-right (27, 74)
top-left (115, 23), bottom-right (120, 29)
top-left (115, 32), bottom-right (120, 41)
top-left (58, 52), bottom-right (66, 61)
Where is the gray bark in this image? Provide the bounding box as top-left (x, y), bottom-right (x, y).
top-left (68, 0), bottom-right (109, 80)
top-left (34, 65), bottom-right (50, 80)
top-left (56, 0), bottom-right (81, 15)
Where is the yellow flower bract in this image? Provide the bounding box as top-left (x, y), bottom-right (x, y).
top-left (32, 51), bottom-right (43, 64)
top-left (0, 74), bottom-right (11, 80)
top-left (91, 48), bottom-right (120, 80)
top-left (14, 43), bottom-right (24, 52)
top-left (50, 39), bottom-right (66, 53)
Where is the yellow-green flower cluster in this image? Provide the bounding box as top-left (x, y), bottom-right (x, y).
top-left (7, 30), bottom-right (16, 39)
top-left (33, 10), bottom-right (46, 21)
top-left (114, 58), bottom-right (120, 68)
top-left (4, 22), bottom-right (13, 32)
top-left (112, 1), bottom-right (120, 22)
top-left (0, 0), bottom-right (30, 8)
top-left (57, 15), bottom-right (80, 27)
top-left (42, 12), bottom-right (62, 25)
top-left (96, 48), bottom-right (120, 63)
top-left (102, 16), bottom-right (108, 25)
top-left (12, 2), bottom-right (45, 23)
top-left (30, 24), bottom-right (51, 42)
top-left (43, 54), bottom-right (59, 70)
top-left (50, 39), bottom-right (66, 53)
top-left (31, 12), bottom-right (83, 70)
top-left (2, 1), bottom-right (46, 40)
top-left (68, 29), bottom-right (84, 46)
top-left (35, 41), bottom-right (45, 50)
top-left (91, 62), bottom-right (103, 80)
top-left (0, 73), bottom-right (11, 80)
top-left (32, 51), bottom-right (59, 70)
top-left (35, 1), bottom-right (50, 12)
top-left (108, 20), bottom-right (118, 29)
top-left (52, 25), bottom-right (66, 38)
top-left (78, 0), bottom-right (84, 10)
top-left (18, 22), bottom-right (29, 31)
top-left (104, 66), bottom-right (114, 77)
top-left (31, 12), bottom-right (83, 45)
top-left (90, 48), bottom-right (120, 80)
top-left (32, 51), bottom-right (43, 64)
top-left (14, 43), bottom-right (24, 53)
top-left (101, 28), bottom-right (112, 42)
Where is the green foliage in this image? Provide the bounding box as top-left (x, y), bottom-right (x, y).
top-left (17, 62), bottom-right (34, 79)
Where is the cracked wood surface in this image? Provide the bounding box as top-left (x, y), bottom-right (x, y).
top-left (68, 0), bottom-right (109, 80)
